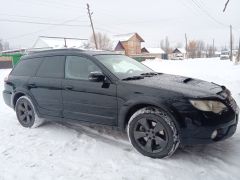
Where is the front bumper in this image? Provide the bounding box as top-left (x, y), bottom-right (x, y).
top-left (181, 113), bottom-right (238, 145)
top-left (177, 93), bottom-right (239, 145)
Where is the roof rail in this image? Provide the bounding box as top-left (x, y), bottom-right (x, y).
top-left (26, 47), bottom-right (87, 55)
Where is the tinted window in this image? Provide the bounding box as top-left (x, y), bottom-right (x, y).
top-left (65, 56), bottom-right (101, 80)
top-left (11, 58), bottom-right (42, 76)
top-left (36, 56), bottom-right (65, 78)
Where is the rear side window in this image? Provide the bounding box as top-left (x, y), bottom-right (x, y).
top-left (36, 56), bottom-right (65, 78)
top-left (11, 58), bottom-right (42, 76)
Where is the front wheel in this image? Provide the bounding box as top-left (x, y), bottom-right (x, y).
top-left (15, 96), bottom-right (44, 128)
top-left (127, 107), bottom-right (180, 158)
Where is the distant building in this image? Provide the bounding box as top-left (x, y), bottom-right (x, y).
top-left (0, 49), bottom-right (25, 68)
top-left (141, 47), bottom-right (166, 59)
top-left (172, 48), bottom-right (187, 60)
top-left (113, 33), bottom-right (144, 56)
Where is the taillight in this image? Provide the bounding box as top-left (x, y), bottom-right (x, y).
top-left (4, 76), bottom-right (9, 82)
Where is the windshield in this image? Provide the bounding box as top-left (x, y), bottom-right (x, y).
top-left (96, 55), bottom-right (154, 79)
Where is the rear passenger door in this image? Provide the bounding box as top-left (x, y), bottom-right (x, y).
top-left (28, 56), bottom-right (65, 117)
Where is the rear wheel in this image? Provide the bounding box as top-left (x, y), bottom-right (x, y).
top-left (127, 107), bottom-right (180, 158)
top-left (15, 96), bottom-right (44, 128)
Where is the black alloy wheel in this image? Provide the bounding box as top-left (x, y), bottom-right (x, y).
top-left (128, 107), bottom-right (179, 158)
top-left (16, 97), bottom-right (35, 128)
top-left (133, 117), bottom-right (168, 153)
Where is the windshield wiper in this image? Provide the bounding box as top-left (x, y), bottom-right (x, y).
top-left (140, 72), bottom-right (159, 76)
top-left (122, 76), bottom-right (144, 81)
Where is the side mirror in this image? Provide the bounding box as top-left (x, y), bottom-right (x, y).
top-left (88, 71), bottom-right (105, 82)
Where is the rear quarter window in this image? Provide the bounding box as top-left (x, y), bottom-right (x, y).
top-left (11, 58), bottom-right (42, 76)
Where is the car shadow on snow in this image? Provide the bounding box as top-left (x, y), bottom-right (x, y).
top-left (44, 121), bottom-right (240, 161)
top-left (172, 135), bottom-right (240, 163)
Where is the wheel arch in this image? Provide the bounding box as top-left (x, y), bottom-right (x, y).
top-left (13, 91), bottom-right (26, 109)
top-left (118, 100), bottom-right (182, 133)
top-left (12, 91), bottom-right (41, 117)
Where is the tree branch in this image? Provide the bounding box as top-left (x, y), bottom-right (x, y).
top-left (223, 0), bottom-right (230, 12)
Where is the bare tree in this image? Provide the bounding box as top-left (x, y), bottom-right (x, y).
top-left (3, 42), bottom-right (10, 50)
top-left (196, 41), bottom-right (205, 58)
top-left (0, 39), bottom-right (10, 51)
top-left (0, 39), bottom-right (3, 51)
top-left (160, 36), bottom-right (171, 54)
top-left (89, 32), bottom-right (112, 50)
top-left (187, 40), bottom-right (206, 58)
top-left (188, 40), bottom-right (197, 58)
top-left (206, 44), bottom-right (215, 58)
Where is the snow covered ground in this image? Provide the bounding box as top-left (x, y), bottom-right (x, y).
top-left (0, 58), bottom-right (239, 180)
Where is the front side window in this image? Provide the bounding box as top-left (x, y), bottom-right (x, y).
top-left (96, 55), bottom-right (153, 79)
top-left (36, 56), bottom-right (65, 78)
top-left (65, 56), bottom-right (101, 80)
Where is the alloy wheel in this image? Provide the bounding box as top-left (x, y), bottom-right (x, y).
top-left (133, 118), bottom-right (168, 153)
top-left (17, 100), bottom-right (34, 125)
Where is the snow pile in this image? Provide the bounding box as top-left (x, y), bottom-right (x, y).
top-left (0, 58), bottom-right (240, 180)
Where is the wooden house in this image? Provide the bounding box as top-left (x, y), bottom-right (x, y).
top-left (141, 47), bottom-right (166, 59)
top-left (113, 33), bottom-right (144, 56)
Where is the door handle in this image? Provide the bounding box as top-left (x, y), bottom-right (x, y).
top-left (28, 83), bottom-right (37, 88)
top-left (64, 85), bottom-right (73, 90)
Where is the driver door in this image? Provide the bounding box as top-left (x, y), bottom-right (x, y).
top-left (62, 55), bottom-right (118, 126)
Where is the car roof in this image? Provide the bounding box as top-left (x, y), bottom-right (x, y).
top-left (21, 48), bottom-right (118, 60)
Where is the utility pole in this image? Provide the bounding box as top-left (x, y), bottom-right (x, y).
top-left (237, 38), bottom-right (240, 63)
top-left (230, 25), bottom-right (233, 61)
top-left (87, 3), bottom-right (98, 49)
top-left (213, 39), bottom-right (215, 57)
top-left (185, 33), bottom-right (188, 59)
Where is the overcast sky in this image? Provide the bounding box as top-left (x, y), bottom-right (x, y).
top-left (0, 0), bottom-right (239, 49)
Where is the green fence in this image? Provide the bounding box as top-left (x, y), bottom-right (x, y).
top-left (0, 53), bottom-right (23, 67)
top-left (131, 56), bottom-right (155, 62)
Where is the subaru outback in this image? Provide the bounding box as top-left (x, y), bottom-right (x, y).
top-left (3, 48), bottom-right (239, 158)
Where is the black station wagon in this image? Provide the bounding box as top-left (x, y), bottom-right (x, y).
top-left (3, 48), bottom-right (239, 158)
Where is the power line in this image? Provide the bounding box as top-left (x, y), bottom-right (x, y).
top-left (4, 15), bottom-right (89, 41)
top-left (0, 18), bottom-right (89, 26)
top-left (189, 0), bottom-right (228, 27)
top-left (12, 0), bottom-right (85, 10)
top-left (0, 13), bottom-right (87, 22)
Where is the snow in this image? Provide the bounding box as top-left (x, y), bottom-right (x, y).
top-left (145, 47), bottom-right (165, 54)
top-left (0, 58), bottom-right (240, 180)
top-left (113, 32), bottom-right (144, 42)
top-left (174, 48), bottom-right (186, 54)
top-left (32, 37), bottom-right (88, 49)
top-left (113, 33), bottom-right (136, 42)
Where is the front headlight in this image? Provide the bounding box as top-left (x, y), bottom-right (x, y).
top-left (189, 100), bottom-right (227, 114)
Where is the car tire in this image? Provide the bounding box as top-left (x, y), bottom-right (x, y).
top-left (127, 106), bottom-right (180, 158)
top-left (15, 96), bottom-right (44, 128)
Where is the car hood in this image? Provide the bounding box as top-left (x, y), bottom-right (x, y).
top-left (122, 74), bottom-right (224, 98)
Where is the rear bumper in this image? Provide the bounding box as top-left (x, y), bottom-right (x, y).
top-left (2, 90), bottom-right (13, 108)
